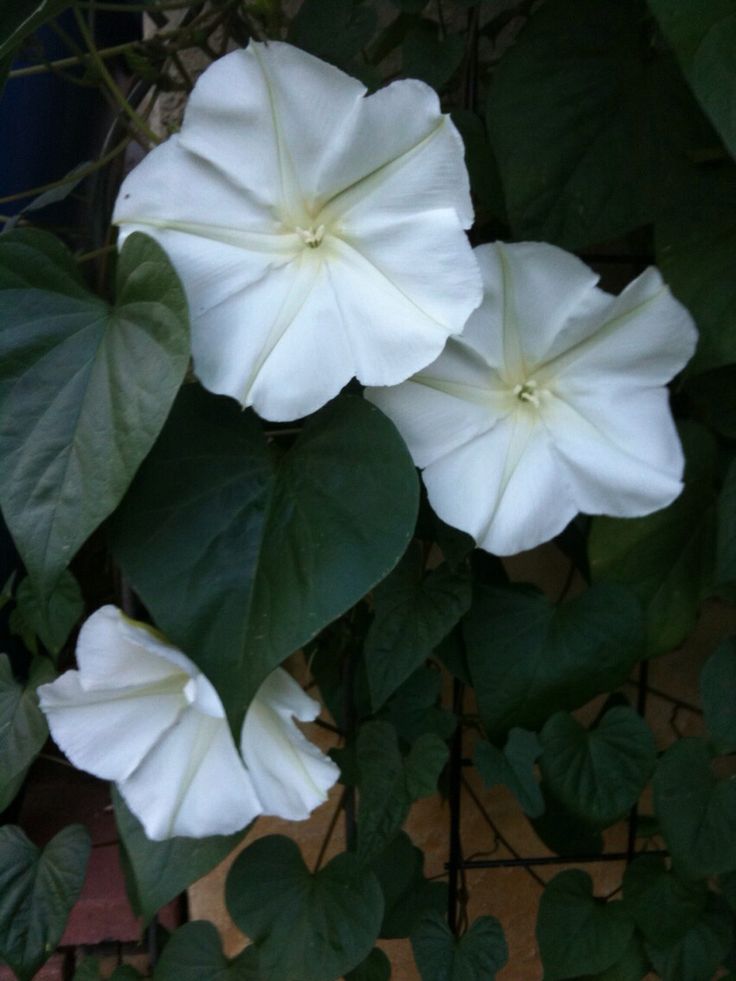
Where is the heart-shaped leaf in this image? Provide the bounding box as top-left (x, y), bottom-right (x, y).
top-left (225, 836), bottom-right (383, 981)
top-left (0, 230), bottom-right (189, 598)
top-left (370, 832), bottom-right (447, 939)
top-left (536, 870), bottom-right (634, 980)
top-left (111, 386), bottom-right (418, 729)
top-left (539, 706), bottom-right (656, 827)
top-left (0, 655), bottom-right (55, 812)
top-left (153, 921), bottom-right (260, 981)
top-left (0, 824), bottom-right (91, 981)
top-left (411, 912), bottom-right (508, 980)
top-left (623, 855), bottom-right (708, 946)
top-left (345, 948), bottom-right (391, 981)
top-left (653, 737), bottom-right (736, 877)
top-left (11, 572), bottom-right (82, 659)
top-left (464, 584), bottom-right (643, 739)
top-left (645, 893), bottom-right (733, 981)
top-left (474, 728), bottom-right (544, 818)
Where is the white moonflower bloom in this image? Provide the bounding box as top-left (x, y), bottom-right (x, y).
top-left (37, 606), bottom-right (339, 841)
top-left (367, 242), bottom-right (698, 557)
top-left (113, 41), bottom-right (481, 422)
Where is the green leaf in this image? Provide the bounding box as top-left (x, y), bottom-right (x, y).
top-left (74, 960), bottom-right (144, 981)
top-left (370, 833), bottom-right (447, 939)
top-left (288, 0), bottom-right (377, 68)
top-left (474, 728), bottom-right (544, 818)
top-left (647, 0), bottom-right (736, 157)
top-left (580, 934), bottom-right (649, 981)
top-left (112, 387), bottom-right (418, 730)
top-left (539, 706), bottom-right (656, 828)
top-left (345, 948), bottom-right (391, 981)
top-left (464, 583), bottom-right (643, 739)
top-left (656, 165), bottom-right (736, 374)
top-left (645, 893), bottom-right (733, 981)
top-left (12, 572), bottom-right (83, 659)
top-left (225, 836), bottom-right (383, 981)
top-left (153, 921), bottom-right (260, 981)
top-left (623, 855), bottom-right (708, 946)
top-left (0, 654), bottom-right (54, 812)
top-left (365, 544), bottom-right (471, 710)
top-left (401, 21), bottom-right (465, 91)
top-left (357, 721), bottom-right (448, 864)
top-left (653, 737), bottom-right (736, 877)
top-left (487, 0), bottom-right (710, 249)
top-left (0, 231), bottom-right (190, 598)
top-left (450, 110), bottom-right (506, 225)
top-left (589, 424), bottom-right (717, 655)
top-left (686, 368), bottom-right (736, 440)
top-left (531, 784), bottom-right (603, 859)
top-left (0, 824), bottom-right (91, 981)
top-left (700, 637), bottom-right (736, 752)
top-left (112, 788), bottom-right (248, 925)
top-left (0, 0), bottom-right (71, 61)
top-left (717, 460), bottom-right (736, 586)
top-left (536, 870), bottom-right (634, 980)
top-left (377, 665), bottom-right (456, 745)
top-left (411, 912), bottom-right (508, 981)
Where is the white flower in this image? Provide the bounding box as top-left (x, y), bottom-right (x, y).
top-left (37, 606), bottom-right (339, 840)
top-left (113, 41), bottom-right (481, 422)
top-left (367, 242), bottom-right (698, 556)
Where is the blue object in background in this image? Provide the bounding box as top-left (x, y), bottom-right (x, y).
top-left (0, 8), bottom-right (140, 220)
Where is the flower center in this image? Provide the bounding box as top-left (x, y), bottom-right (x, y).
top-left (512, 379), bottom-right (541, 407)
top-left (296, 224), bottom-right (326, 249)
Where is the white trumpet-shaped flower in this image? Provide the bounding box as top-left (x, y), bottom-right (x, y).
top-left (37, 606), bottom-right (339, 840)
top-left (113, 41), bottom-right (481, 422)
top-left (368, 242), bottom-right (698, 556)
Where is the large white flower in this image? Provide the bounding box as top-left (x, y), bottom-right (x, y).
top-left (367, 242), bottom-right (698, 556)
top-left (37, 606), bottom-right (339, 840)
top-left (113, 41), bottom-right (481, 421)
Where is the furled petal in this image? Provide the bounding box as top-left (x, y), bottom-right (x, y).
top-left (543, 386), bottom-right (685, 516)
top-left (241, 668), bottom-right (339, 821)
top-left (113, 41), bottom-right (480, 421)
top-left (422, 410), bottom-right (578, 556)
top-left (38, 669), bottom-right (187, 782)
top-left (119, 708), bottom-right (261, 840)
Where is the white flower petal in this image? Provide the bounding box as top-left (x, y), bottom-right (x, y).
top-left (38, 670), bottom-right (187, 782)
top-left (543, 387), bottom-right (684, 516)
top-left (422, 410), bottom-right (577, 556)
top-left (474, 242), bottom-right (605, 377)
top-left (119, 708), bottom-right (261, 840)
top-left (241, 668), bottom-right (339, 821)
top-left (539, 267), bottom-right (698, 387)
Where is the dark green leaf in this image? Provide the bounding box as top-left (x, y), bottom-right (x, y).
top-left (487, 0), bottom-right (710, 248)
top-left (0, 824), bottom-right (91, 981)
top-left (653, 737), bottom-right (736, 877)
top-left (531, 784), bottom-right (603, 859)
top-left (370, 833), bottom-right (446, 939)
top-left (686, 368), bottom-right (736, 440)
top-left (656, 165), bottom-right (736, 374)
top-left (411, 911), bottom-right (508, 981)
top-left (402, 21), bottom-right (465, 91)
top-left (225, 836), bottom-right (383, 981)
top-left (0, 0), bottom-right (71, 61)
top-left (450, 110), bottom-right (506, 225)
top-left (700, 637), bottom-right (736, 752)
top-left (12, 571), bottom-right (82, 658)
top-left (536, 869), bottom-right (634, 980)
top-left (345, 948), bottom-right (391, 981)
top-left (111, 388), bottom-right (418, 730)
top-left (539, 707), bottom-right (656, 827)
top-left (474, 728), bottom-right (544, 818)
top-left (357, 721), bottom-right (448, 864)
top-left (112, 788), bottom-right (248, 925)
top-left (377, 665), bottom-right (456, 745)
top-left (289, 0), bottom-right (377, 68)
top-left (153, 921), bottom-right (259, 981)
top-left (717, 460), bottom-right (736, 586)
top-left (0, 231), bottom-right (189, 598)
top-left (465, 584), bottom-right (643, 739)
top-left (365, 544), bottom-right (471, 710)
top-left (647, 0), bottom-right (736, 157)
top-left (589, 424), bottom-right (717, 655)
top-left (74, 961), bottom-right (144, 981)
top-left (0, 654), bottom-right (54, 812)
top-left (580, 934), bottom-right (649, 981)
top-left (645, 892), bottom-right (733, 981)
top-left (623, 855), bottom-right (708, 945)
